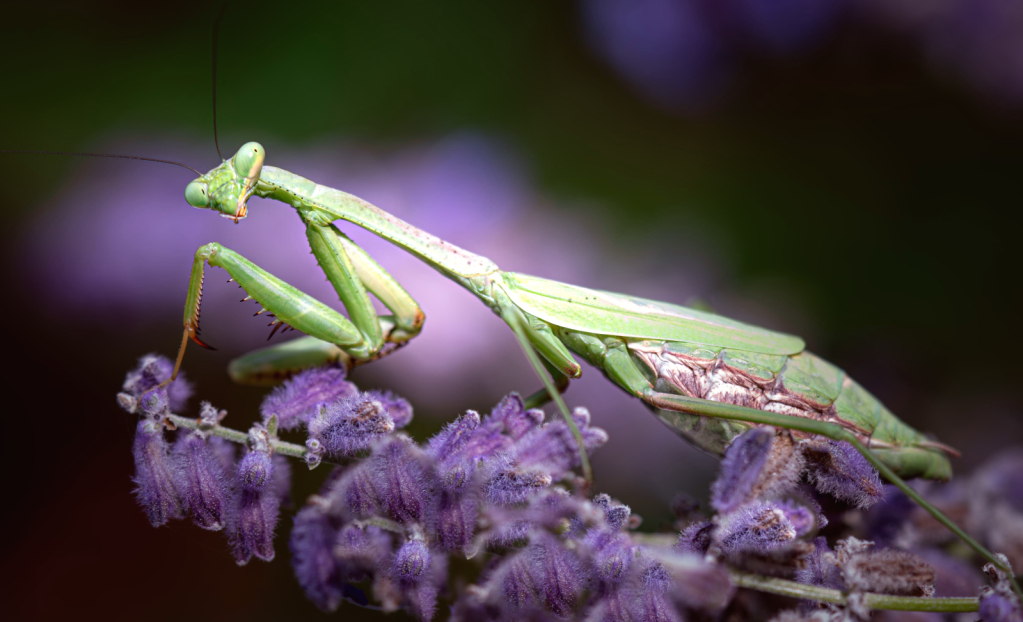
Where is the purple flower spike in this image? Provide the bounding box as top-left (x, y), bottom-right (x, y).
top-left (802, 439), bottom-right (883, 509)
top-left (370, 437), bottom-right (437, 525)
top-left (714, 501), bottom-right (798, 555)
top-left (175, 432), bottom-right (231, 531)
top-left (365, 390), bottom-right (413, 429)
top-left (259, 367), bottom-right (357, 431)
top-left (711, 427), bottom-right (804, 514)
top-left (120, 353), bottom-right (192, 411)
top-left (131, 418), bottom-right (184, 527)
top-left (308, 394), bottom-right (396, 458)
top-left (394, 539), bottom-right (430, 583)
top-left (239, 450), bottom-right (274, 492)
top-left (290, 505), bottom-right (343, 612)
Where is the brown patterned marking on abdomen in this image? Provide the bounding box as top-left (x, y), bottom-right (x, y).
top-left (629, 341), bottom-right (879, 446)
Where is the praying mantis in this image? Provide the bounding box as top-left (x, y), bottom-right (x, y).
top-left (170, 140), bottom-right (1017, 593)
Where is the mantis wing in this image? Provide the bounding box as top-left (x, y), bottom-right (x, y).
top-left (502, 272), bottom-right (805, 356)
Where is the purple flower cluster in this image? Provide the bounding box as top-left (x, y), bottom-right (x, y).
top-left (289, 393), bottom-right (626, 619)
top-left (679, 426), bottom-right (886, 576)
top-left (118, 355), bottom-right (1023, 620)
top-left (118, 355), bottom-right (291, 564)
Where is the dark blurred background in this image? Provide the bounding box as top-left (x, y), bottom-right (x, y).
top-left (2, 1), bottom-right (1021, 619)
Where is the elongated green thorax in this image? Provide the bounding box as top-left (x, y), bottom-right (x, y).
top-left (254, 166), bottom-right (500, 284)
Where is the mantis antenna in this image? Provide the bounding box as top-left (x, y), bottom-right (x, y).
top-left (211, 2), bottom-right (228, 161)
top-left (0, 150), bottom-right (202, 175)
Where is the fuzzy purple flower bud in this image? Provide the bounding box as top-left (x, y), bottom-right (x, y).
top-left (174, 432), bottom-right (231, 531)
top-left (802, 439), bottom-right (883, 509)
top-left (131, 418), bottom-right (184, 526)
top-left (676, 520), bottom-right (713, 556)
top-left (230, 488), bottom-right (280, 564)
top-left (511, 408), bottom-right (608, 477)
top-left (138, 388), bottom-right (169, 417)
top-left (331, 462), bottom-right (379, 518)
top-left (370, 437), bottom-right (437, 525)
top-left (335, 524), bottom-right (391, 578)
top-left (489, 393), bottom-right (545, 440)
top-left (365, 390), bottom-right (413, 429)
top-left (121, 353), bottom-right (192, 411)
top-left (394, 539), bottom-right (431, 583)
top-left (593, 493), bottom-right (631, 532)
top-left (290, 505), bottom-right (344, 612)
top-left (308, 394), bottom-right (396, 458)
top-left (591, 532), bottom-right (633, 586)
top-left (636, 564), bottom-right (684, 622)
top-left (239, 450), bottom-right (274, 492)
top-left (436, 490), bottom-right (479, 552)
top-left (711, 427), bottom-right (804, 514)
top-left (259, 366), bottom-right (358, 431)
top-left (832, 537), bottom-right (935, 597)
top-left (485, 463), bottom-right (554, 506)
top-left (715, 501), bottom-right (799, 555)
top-left (528, 534), bottom-right (587, 617)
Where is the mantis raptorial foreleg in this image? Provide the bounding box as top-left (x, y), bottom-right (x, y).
top-left (168, 237), bottom-right (424, 383)
top-left (224, 223), bottom-right (425, 385)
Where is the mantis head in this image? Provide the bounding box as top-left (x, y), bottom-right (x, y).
top-left (184, 141), bottom-right (266, 222)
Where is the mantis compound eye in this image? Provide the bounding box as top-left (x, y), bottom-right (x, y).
top-left (233, 141), bottom-right (265, 181)
top-left (184, 180), bottom-right (210, 208)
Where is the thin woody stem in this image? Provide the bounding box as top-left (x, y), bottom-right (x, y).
top-left (729, 571), bottom-right (979, 613)
top-left (164, 412), bottom-right (309, 459)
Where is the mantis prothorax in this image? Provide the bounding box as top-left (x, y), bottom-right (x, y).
top-left (165, 141), bottom-right (1022, 597)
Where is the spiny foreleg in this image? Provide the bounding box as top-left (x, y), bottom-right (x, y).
top-left (165, 242), bottom-right (376, 383)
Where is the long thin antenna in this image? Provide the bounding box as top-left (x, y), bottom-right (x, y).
top-left (211, 3), bottom-right (228, 161)
top-left (0, 150), bottom-right (202, 175)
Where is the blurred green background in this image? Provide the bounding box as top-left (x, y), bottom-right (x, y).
top-left (2, 1), bottom-right (1021, 619)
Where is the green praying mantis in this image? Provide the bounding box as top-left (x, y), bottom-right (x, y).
top-left (165, 140), bottom-right (1019, 593)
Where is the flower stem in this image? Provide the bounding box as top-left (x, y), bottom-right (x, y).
top-left (728, 570), bottom-right (979, 613)
top-left (164, 413), bottom-right (308, 458)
